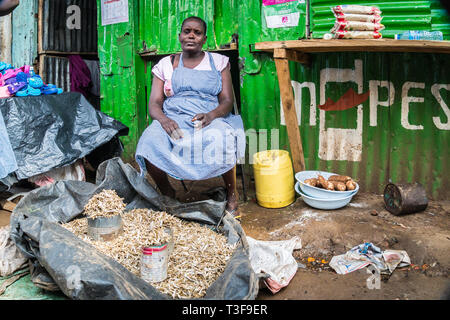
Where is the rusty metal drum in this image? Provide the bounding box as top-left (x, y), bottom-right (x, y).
top-left (384, 183), bottom-right (428, 216)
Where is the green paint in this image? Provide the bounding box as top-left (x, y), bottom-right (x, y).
top-left (97, 0), bottom-right (450, 199)
top-left (0, 273), bottom-right (67, 300)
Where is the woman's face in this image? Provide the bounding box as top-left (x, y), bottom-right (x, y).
top-left (179, 19), bottom-right (207, 54)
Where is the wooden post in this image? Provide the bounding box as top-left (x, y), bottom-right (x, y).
top-left (274, 49), bottom-right (305, 173)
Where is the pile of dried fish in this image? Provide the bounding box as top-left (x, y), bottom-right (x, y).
top-left (83, 189), bottom-right (126, 219)
top-left (63, 208), bottom-right (236, 299)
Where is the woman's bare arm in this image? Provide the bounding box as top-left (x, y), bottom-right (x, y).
top-left (149, 75), bottom-right (183, 139)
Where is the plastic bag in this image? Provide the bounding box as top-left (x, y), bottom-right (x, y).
top-left (333, 5), bottom-right (381, 16)
top-left (0, 226), bottom-right (27, 277)
top-left (331, 21), bottom-right (385, 32)
top-left (28, 159), bottom-right (86, 187)
top-left (246, 236), bottom-right (302, 294)
top-left (335, 13), bottom-right (382, 23)
top-left (334, 30), bottom-right (382, 39)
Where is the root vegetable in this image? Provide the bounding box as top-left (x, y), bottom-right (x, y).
top-left (304, 178), bottom-right (318, 187)
top-left (346, 180), bottom-right (357, 190)
top-left (330, 180), bottom-right (347, 191)
top-left (328, 175), bottom-right (352, 183)
top-left (318, 175), bottom-right (334, 190)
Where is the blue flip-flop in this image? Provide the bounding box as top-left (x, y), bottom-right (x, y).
top-left (28, 87), bottom-right (42, 96)
top-left (28, 75), bottom-right (44, 88)
top-left (0, 62), bottom-right (6, 72)
top-left (42, 87), bottom-right (58, 95)
top-left (15, 86), bottom-right (30, 97)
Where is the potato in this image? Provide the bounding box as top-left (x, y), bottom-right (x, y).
top-left (304, 178), bottom-right (318, 187)
top-left (328, 175), bottom-right (352, 183)
top-left (317, 175), bottom-right (334, 190)
top-left (330, 180), bottom-right (347, 191)
top-left (346, 180), bottom-right (357, 190)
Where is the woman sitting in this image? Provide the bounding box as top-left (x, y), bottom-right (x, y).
top-left (135, 16), bottom-right (245, 220)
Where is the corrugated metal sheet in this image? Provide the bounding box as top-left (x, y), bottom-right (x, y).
top-left (431, 0), bottom-right (450, 39)
top-left (41, 0), bottom-right (97, 53)
top-left (137, 0), bottom-right (238, 54)
top-left (97, 0), bottom-right (450, 199)
top-left (11, 0), bottom-right (38, 67)
top-left (41, 55), bottom-right (71, 92)
top-left (310, 0), bottom-right (434, 39)
top-left (97, 0), bottom-right (139, 160)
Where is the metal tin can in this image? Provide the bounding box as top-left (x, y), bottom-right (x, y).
top-left (87, 215), bottom-right (123, 241)
top-left (140, 244), bottom-right (169, 283)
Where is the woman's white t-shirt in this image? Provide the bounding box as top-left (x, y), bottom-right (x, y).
top-left (152, 52), bottom-right (229, 97)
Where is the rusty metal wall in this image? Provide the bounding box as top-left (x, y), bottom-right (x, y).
top-left (41, 0), bottom-right (98, 53)
top-left (41, 55), bottom-right (71, 92)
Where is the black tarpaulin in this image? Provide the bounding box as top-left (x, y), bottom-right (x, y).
top-left (0, 92), bottom-right (128, 181)
top-left (9, 157), bottom-right (259, 300)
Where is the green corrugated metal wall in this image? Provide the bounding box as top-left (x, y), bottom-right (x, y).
top-left (97, 0), bottom-right (450, 199)
top-left (310, 0), bottom-right (450, 39)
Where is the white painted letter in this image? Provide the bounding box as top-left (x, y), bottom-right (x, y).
top-left (318, 59), bottom-right (364, 162)
top-left (431, 84), bottom-right (450, 130)
top-left (369, 80), bottom-right (395, 127)
top-left (66, 5), bottom-right (81, 30)
top-left (280, 81), bottom-right (316, 126)
top-left (401, 82), bottom-right (425, 130)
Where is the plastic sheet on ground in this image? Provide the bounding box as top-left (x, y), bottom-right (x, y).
top-left (246, 236), bottom-right (302, 294)
top-left (9, 157), bottom-right (259, 300)
top-left (0, 92), bottom-right (128, 181)
top-left (0, 226), bottom-right (27, 277)
top-left (329, 242), bottom-right (411, 275)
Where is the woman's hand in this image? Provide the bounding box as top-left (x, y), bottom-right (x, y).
top-left (192, 112), bottom-right (216, 128)
top-left (159, 116), bottom-right (184, 140)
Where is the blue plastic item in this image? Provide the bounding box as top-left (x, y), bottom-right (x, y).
top-left (28, 76), bottom-right (44, 88)
top-left (16, 72), bottom-right (29, 83)
top-left (42, 87), bottom-right (58, 95)
top-left (395, 31), bottom-right (443, 41)
top-left (295, 182), bottom-right (355, 210)
top-left (15, 87), bottom-right (29, 97)
top-left (0, 62), bottom-right (6, 71)
top-left (28, 87), bottom-right (42, 96)
top-left (295, 170), bottom-right (359, 199)
top-left (57, 88), bottom-right (63, 94)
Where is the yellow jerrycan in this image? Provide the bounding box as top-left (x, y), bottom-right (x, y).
top-left (252, 150), bottom-right (295, 208)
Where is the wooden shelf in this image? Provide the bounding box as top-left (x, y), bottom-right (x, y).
top-left (255, 39), bottom-right (450, 54)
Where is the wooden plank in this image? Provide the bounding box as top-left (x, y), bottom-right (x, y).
top-left (274, 48), bottom-right (310, 65)
top-left (274, 55), bottom-right (305, 173)
top-left (255, 39), bottom-right (450, 54)
top-left (0, 200), bottom-right (16, 212)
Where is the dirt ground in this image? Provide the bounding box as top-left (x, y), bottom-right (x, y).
top-left (1, 168), bottom-right (449, 300)
top-left (161, 172), bottom-right (450, 300)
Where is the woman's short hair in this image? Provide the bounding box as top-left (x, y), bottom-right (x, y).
top-left (181, 16), bottom-right (207, 34)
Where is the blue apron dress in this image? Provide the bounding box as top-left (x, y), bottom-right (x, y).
top-left (135, 52), bottom-right (245, 180)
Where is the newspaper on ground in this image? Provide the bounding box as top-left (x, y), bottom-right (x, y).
top-left (329, 242), bottom-right (410, 275)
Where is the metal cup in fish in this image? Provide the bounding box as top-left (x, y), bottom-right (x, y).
top-left (87, 214), bottom-right (123, 241)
